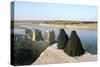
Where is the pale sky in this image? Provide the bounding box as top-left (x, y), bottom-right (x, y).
top-left (11, 1), bottom-right (97, 21)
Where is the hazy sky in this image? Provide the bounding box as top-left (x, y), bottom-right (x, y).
top-left (12, 1), bottom-right (97, 21)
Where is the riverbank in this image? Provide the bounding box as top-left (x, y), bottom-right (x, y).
top-left (39, 23), bottom-right (97, 30)
top-left (33, 43), bottom-right (97, 64)
top-left (14, 21), bottom-right (97, 30)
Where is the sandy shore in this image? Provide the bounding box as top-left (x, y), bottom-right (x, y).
top-left (39, 23), bottom-right (97, 30)
top-left (14, 21), bottom-right (97, 30)
top-left (33, 43), bottom-right (97, 65)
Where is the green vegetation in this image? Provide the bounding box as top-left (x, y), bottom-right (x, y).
top-left (13, 34), bottom-right (49, 65)
top-left (64, 31), bottom-right (85, 57)
top-left (57, 28), bottom-right (69, 49)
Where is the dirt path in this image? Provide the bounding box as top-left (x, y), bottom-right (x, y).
top-left (33, 43), bottom-right (97, 65)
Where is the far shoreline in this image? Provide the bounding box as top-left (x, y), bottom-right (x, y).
top-left (13, 21), bottom-right (97, 30)
top-left (39, 23), bottom-right (97, 30)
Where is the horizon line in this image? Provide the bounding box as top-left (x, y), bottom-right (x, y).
top-left (11, 20), bottom-right (97, 22)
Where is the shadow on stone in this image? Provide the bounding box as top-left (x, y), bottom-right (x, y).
top-left (25, 29), bottom-right (33, 40)
top-left (25, 29), bottom-right (44, 41)
top-left (35, 29), bottom-right (44, 41)
top-left (49, 30), bottom-right (56, 45)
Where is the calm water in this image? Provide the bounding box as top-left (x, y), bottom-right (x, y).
top-left (14, 24), bottom-right (97, 54)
